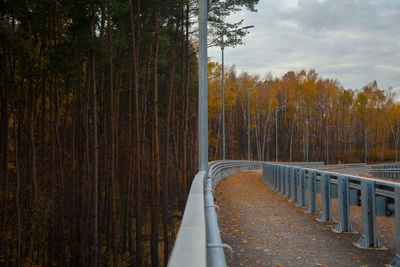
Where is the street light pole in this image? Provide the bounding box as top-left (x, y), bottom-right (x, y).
top-left (396, 124), bottom-right (399, 164)
top-left (248, 87), bottom-right (251, 161)
top-left (221, 34), bottom-right (225, 160)
top-left (199, 0), bottom-right (208, 171)
top-left (275, 107), bottom-right (278, 162)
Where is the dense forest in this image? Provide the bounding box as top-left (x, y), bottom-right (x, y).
top-left (1, 0), bottom-right (399, 266)
top-left (208, 64), bottom-right (400, 163)
top-left (0, 0), bottom-right (258, 266)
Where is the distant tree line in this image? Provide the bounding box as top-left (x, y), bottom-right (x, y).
top-left (208, 64), bottom-right (400, 163)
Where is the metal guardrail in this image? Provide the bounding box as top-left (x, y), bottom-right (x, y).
top-left (371, 169), bottom-right (400, 179)
top-left (372, 163), bottom-right (400, 170)
top-left (168, 160), bottom-right (263, 267)
top-left (316, 163), bottom-right (367, 169)
top-left (262, 162), bottom-right (400, 267)
top-left (370, 163), bottom-right (400, 179)
top-left (280, 161), bottom-right (325, 167)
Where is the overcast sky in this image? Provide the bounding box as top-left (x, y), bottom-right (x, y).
top-left (208, 0), bottom-right (400, 93)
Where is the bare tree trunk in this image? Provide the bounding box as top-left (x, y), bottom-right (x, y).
top-left (381, 110), bottom-right (387, 161)
top-left (90, 9), bottom-right (99, 264)
top-left (107, 2), bottom-right (118, 265)
top-left (55, 77), bottom-right (67, 265)
top-left (183, 1), bottom-right (190, 202)
top-left (129, 0), bottom-right (143, 264)
top-left (0, 71), bottom-right (9, 260)
top-left (151, 10), bottom-right (161, 267)
top-left (13, 110), bottom-right (22, 267)
top-left (28, 77), bottom-right (38, 262)
top-left (163, 36), bottom-right (176, 266)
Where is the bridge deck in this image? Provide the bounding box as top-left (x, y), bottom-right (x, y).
top-left (215, 171), bottom-right (395, 266)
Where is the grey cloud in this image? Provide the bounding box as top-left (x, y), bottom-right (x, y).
top-left (208, 0), bottom-right (400, 91)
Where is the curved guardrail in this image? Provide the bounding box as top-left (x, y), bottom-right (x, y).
top-left (168, 160), bottom-right (263, 267)
top-left (169, 160), bottom-right (400, 266)
top-left (262, 162), bottom-right (400, 267)
top-left (317, 163), bottom-right (366, 169)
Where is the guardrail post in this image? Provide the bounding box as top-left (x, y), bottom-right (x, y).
top-left (271, 164), bottom-right (274, 187)
top-left (262, 164), bottom-right (265, 183)
top-left (318, 173), bottom-right (335, 222)
top-left (264, 164), bottom-right (267, 184)
top-left (306, 171), bottom-right (318, 213)
top-left (391, 186), bottom-right (400, 266)
top-left (296, 169), bottom-right (306, 207)
top-left (333, 176), bottom-right (354, 233)
top-left (271, 164), bottom-right (274, 189)
top-left (279, 166), bottom-right (284, 194)
top-left (285, 166), bottom-right (290, 198)
top-left (355, 180), bottom-right (382, 249)
top-left (289, 168), bottom-right (298, 202)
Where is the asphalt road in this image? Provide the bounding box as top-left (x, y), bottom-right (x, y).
top-left (215, 171), bottom-right (395, 267)
top-left (315, 166), bottom-right (372, 177)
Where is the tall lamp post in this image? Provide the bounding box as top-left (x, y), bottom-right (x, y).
top-left (248, 87), bottom-right (252, 161)
top-left (199, 0), bottom-right (208, 171)
top-left (221, 25), bottom-right (254, 160)
top-left (395, 125), bottom-right (400, 164)
top-left (221, 34), bottom-right (225, 160)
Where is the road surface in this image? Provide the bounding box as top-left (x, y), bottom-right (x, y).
top-left (215, 171), bottom-right (395, 266)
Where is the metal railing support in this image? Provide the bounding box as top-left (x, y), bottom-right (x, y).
top-left (284, 166), bottom-right (290, 198)
top-left (306, 171), bottom-right (318, 213)
top-left (333, 176), bottom-right (355, 233)
top-left (318, 173), bottom-right (335, 222)
top-left (296, 169), bottom-right (306, 207)
top-left (261, 162), bottom-right (400, 266)
top-left (279, 166), bottom-right (284, 194)
top-left (391, 186), bottom-right (400, 266)
top-left (205, 183), bottom-right (226, 266)
top-left (289, 167), bottom-right (298, 202)
top-left (355, 180), bottom-right (382, 249)
top-left (207, 244), bottom-right (233, 266)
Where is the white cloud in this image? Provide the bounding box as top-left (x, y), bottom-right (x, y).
top-left (208, 0), bottom-right (400, 91)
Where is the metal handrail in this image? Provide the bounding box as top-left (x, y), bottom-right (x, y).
top-left (168, 160), bottom-right (263, 267)
top-left (169, 161), bottom-right (397, 266)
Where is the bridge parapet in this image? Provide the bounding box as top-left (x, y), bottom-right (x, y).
top-left (262, 162), bottom-right (400, 267)
top-left (168, 160), bottom-right (263, 267)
